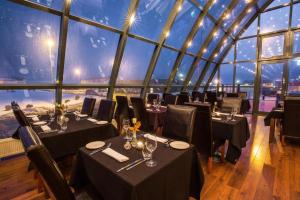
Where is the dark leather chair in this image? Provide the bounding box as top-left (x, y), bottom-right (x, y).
top-left (176, 94), bottom-right (189, 105)
top-left (162, 105), bottom-right (196, 143)
top-left (96, 100), bottom-right (116, 122)
top-left (12, 108), bottom-right (31, 126)
top-left (19, 126), bottom-right (102, 200)
top-left (283, 97), bottom-right (300, 141)
top-left (191, 91), bottom-right (205, 102)
top-left (147, 93), bottom-right (159, 104)
top-left (130, 97), bottom-right (151, 132)
top-left (115, 96), bottom-right (132, 130)
top-left (206, 91), bottom-right (217, 105)
top-left (81, 98), bottom-right (96, 116)
top-left (180, 91), bottom-right (189, 96)
top-left (184, 102), bottom-right (213, 172)
top-left (226, 93), bottom-right (239, 97)
top-left (164, 94), bottom-right (177, 105)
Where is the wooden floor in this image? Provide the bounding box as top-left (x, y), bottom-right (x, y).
top-left (0, 115), bottom-right (300, 200)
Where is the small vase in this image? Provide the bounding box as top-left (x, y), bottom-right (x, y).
top-left (131, 130), bottom-right (138, 148)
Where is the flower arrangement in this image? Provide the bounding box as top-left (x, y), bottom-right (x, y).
top-left (55, 99), bottom-right (70, 115)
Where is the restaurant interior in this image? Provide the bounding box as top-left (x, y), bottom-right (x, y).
top-left (1, 0), bottom-right (300, 199)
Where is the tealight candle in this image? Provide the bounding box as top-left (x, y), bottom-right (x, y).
top-left (136, 141), bottom-right (144, 150)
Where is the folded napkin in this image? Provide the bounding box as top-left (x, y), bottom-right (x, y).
top-left (146, 108), bottom-right (153, 112)
top-left (102, 148), bottom-right (129, 162)
top-left (96, 121), bottom-right (108, 125)
top-left (41, 125), bottom-right (51, 132)
top-left (33, 121), bottom-right (47, 125)
top-left (87, 118), bottom-right (98, 123)
top-left (144, 134), bottom-right (168, 143)
top-left (212, 117), bottom-right (222, 121)
top-left (32, 116), bottom-right (39, 122)
top-left (234, 114), bottom-right (244, 117)
top-left (274, 109), bottom-right (283, 112)
top-left (77, 113), bottom-right (88, 117)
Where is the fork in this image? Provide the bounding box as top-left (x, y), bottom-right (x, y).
top-left (89, 143), bottom-right (112, 155)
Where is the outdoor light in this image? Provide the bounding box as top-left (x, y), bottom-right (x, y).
top-left (74, 68), bottom-right (81, 76)
top-left (46, 38), bottom-right (54, 48)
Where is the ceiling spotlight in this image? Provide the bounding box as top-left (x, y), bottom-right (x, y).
top-left (74, 68), bottom-right (81, 76)
top-left (223, 39), bottom-right (228, 44)
top-left (224, 13), bottom-right (230, 19)
top-left (187, 41), bottom-right (192, 47)
top-left (199, 20), bottom-right (203, 27)
top-left (46, 38), bottom-right (54, 48)
top-left (214, 53), bottom-right (218, 58)
top-left (203, 48), bottom-right (207, 53)
top-left (234, 24), bottom-right (238, 30)
top-left (129, 13), bottom-right (135, 25)
top-left (213, 0), bottom-right (217, 4)
top-left (213, 31), bottom-right (218, 36)
top-left (245, 0), bottom-right (252, 3)
top-left (178, 5), bottom-right (182, 12)
top-left (165, 31), bottom-right (170, 38)
top-left (247, 8), bottom-right (252, 13)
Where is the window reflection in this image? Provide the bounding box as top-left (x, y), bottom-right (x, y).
top-left (236, 62), bottom-right (256, 86)
top-left (261, 35), bottom-right (284, 58)
top-left (189, 60), bottom-right (206, 86)
top-left (236, 38), bottom-right (257, 61)
top-left (294, 32), bottom-right (300, 54)
top-left (288, 59), bottom-right (300, 95)
top-left (220, 64), bottom-right (233, 86)
top-left (260, 7), bottom-right (289, 34)
top-left (28, 0), bottom-right (63, 10)
top-left (292, 3), bottom-right (300, 28)
top-left (173, 55), bottom-right (194, 85)
top-left (241, 18), bottom-right (257, 38)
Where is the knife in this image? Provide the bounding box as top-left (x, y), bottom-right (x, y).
top-left (116, 159), bottom-right (142, 172)
top-left (126, 159), bottom-right (146, 170)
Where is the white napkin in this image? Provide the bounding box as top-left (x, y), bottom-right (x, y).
top-left (33, 121), bottom-right (47, 125)
top-left (212, 117), bottom-right (222, 121)
top-left (95, 121), bottom-right (108, 125)
top-left (102, 148), bottom-right (129, 162)
top-left (41, 125), bottom-right (51, 132)
top-left (146, 108), bottom-right (153, 112)
top-left (77, 113), bottom-right (88, 117)
top-left (32, 116), bottom-right (39, 122)
top-left (144, 134), bottom-right (168, 143)
top-left (234, 114), bottom-right (244, 117)
top-left (274, 109), bottom-right (283, 112)
top-left (87, 118), bottom-right (98, 123)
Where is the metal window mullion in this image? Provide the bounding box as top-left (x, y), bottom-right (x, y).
top-left (107, 0), bottom-right (139, 99)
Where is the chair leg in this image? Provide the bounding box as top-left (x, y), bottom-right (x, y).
top-left (269, 118), bottom-right (275, 143)
top-left (220, 145), bottom-right (225, 163)
top-left (207, 157), bottom-right (213, 173)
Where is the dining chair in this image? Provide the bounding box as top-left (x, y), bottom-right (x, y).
top-left (162, 105), bottom-right (196, 143)
top-left (18, 126), bottom-right (103, 200)
top-left (81, 98), bottom-right (96, 116)
top-left (221, 97), bottom-right (242, 113)
top-left (96, 100), bottom-right (116, 122)
top-left (115, 96), bottom-right (132, 131)
top-left (226, 93), bottom-right (239, 97)
top-left (185, 103), bottom-right (214, 173)
top-left (130, 97), bottom-right (151, 132)
top-left (176, 94), bottom-right (189, 105)
top-left (191, 91), bottom-right (205, 102)
top-left (147, 93), bottom-right (159, 104)
top-left (164, 94), bottom-right (178, 105)
top-left (12, 107), bottom-right (31, 126)
top-left (283, 97), bottom-right (300, 144)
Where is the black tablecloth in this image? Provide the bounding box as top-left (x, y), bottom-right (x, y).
top-left (240, 99), bottom-right (251, 114)
top-left (32, 114), bottom-right (118, 159)
top-left (264, 108), bottom-right (284, 126)
top-left (212, 116), bottom-right (250, 163)
top-left (70, 135), bottom-right (204, 200)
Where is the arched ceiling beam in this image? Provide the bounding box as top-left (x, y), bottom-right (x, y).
top-left (163, 0), bottom-right (215, 93)
top-left (141, 0), bottom-right (183, 98)
top-left (107, 0), bottom-right (139, 99)
top-left (203, 0), bottom-right (274, 91)
top-left (181, 0), bottom-right (240, 91)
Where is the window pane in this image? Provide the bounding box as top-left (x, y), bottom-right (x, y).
top-left (117, 38), bottom-right (155, 85)
top-left (222, 1), bottom-right (247, 31)
top-left (165, 0), bottom-right (200, 49)
top-left (294, 31), bottom-right (300, 54)
top-left (223, 46), bottom-right (234, 63)
top-left (0, 1), bottom-right (60, 84)
top-left (63, 21), bottom-right (119, 84)
top-left (130, 0), bottom-right (175, 41)
top-left (173, 55), bottom-right (194, 85)
top-left (241, 18), bottom-right (257, 38)
top-left (113, 88), bottom-right (142, 103)
top-left (236, 38), bottom-right (257, 61)
top-left (236, 62), bottom-right (256, 86)
top-left (150, 48), bottom-right (178, 85)
top-left (261, 35), bottom-right (284, 58)
top-left (203, 29), bottom-right (225, 59)
top-left (220, 64), bottom-right (233, 85)
top-left (28, 0), bottom-right (63, 10)
top-left (232, 7), bottom-right (256, 37)
top-left (189, 60), bottom-right (206, 86)
top-left (260, 7), bottom-right (289, 34)
top-left (215, 37), bottom-right (233, 63)
top-left (266, 0), bottom-right (290, 9)
top-left (62, 88), bottom-right (107, 112)
top-left (288, 59), bottom-right (300, 95)
top-left (70, 0), bottom-right (131, 30)
top-left (0, 89), bottom-right (54, 139)
top-left (169, 87), bottom-right (181, 94)
top-left (292, 3), bottom-right (300, 28)
top-left (208, 0), bottom-right (231, 20)
top-left (201, 63), bottom-right (215, 86)
top-left (196, 0), bottom-right (209, 7)
top-left (187, 16), bottom-right (214, 55)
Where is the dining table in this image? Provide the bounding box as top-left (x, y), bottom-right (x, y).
top-left (29, 113), bottom-right (118, 159)
top-left (146, 105), bottom-right (167, 130)
top-left (70, 135), bottom-right (204, 200)
top-left (212, 113), bottom-right (250, 164)
top-left (264, 107), bottom-right (284, 143)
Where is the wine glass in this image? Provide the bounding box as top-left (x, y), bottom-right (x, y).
top-left (122, 119), bottom-right (130, 140)
top-left (145, 134), bottom-right (158, 167)
top-left (48, 108), bottom-right (55, 123)
top-left (57, 115), bottom-right (64, 133)
top-left (231, 107), bottom-right (237, 121)
top-left (153, 99), bottom-right (157, 111)
top-left (75, 107), bottom-right (81, 121)
top-left (61, 117), bottom-right (69, 132)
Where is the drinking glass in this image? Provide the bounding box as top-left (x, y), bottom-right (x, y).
top-left (231, 107), bottom-right (238, 121)
top-left (153, 99), bottom-right (157, 111)
top-left (61, 117), bottom-right (69, 132)
top-left (75, 108), bottom-right (81, 121)
top-left (145, 134), bottom-right (158, 167)
top-left (122, 119), bottom-right (130, 140)
top-left (57, 115), bottom-right (64, 133)
top-left (48, 109), bottom-right (55, 123)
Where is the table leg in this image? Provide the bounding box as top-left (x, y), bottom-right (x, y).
top-left (207, 157), bottom-right (213, 174)
top-left (269, 118), bottom-right (275, 143)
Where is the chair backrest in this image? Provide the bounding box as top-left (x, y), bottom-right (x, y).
top-left (13, 108), bottom-right (31, 126)
top-left (191, 91), bottom-right (205, 102)
top-left (27, 145), bottom-right (75, 200)
top-left (164, 94), bottom-right (178, 105)
top-left (238, 92), bottom-right (247, 99)
top-left (81, 98), bottom-right (96, 116)
top-left (176, 94), bottom-right (189, 105)
top-left (147, 93), bottom-right (159, 104)
top-left (162, 105), bottom-right (196, 143)
top-left (184, 103), bottom-right (213, 156)
top-left (226, 93), bottom-right (239, 97)
top-left (115, 96), bottom-right (131, 123)
top-left (283, 98), bottom-right (300, 139)
top-left (221, 97), bottom-right (242, 113)
top-left (11, 101), bottom-right (20, 109)
top-left (130, 97), bottom-right (150, 132)
top-left (206, 91), bottom-right (217, 105)
top-left (18, 126), bottom-right (42, 151)
top-left (96, 100), bottom-right (116, 122)
top-left (180, 91), bottom-right (189, 96)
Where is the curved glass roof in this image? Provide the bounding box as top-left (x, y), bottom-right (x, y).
top-left (0, 0), bottom-right (273, 96)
